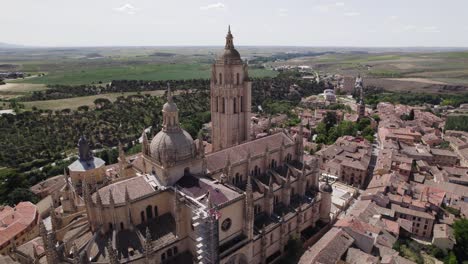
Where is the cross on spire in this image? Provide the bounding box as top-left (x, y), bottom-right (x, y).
top-left (225, 25), bottom-right (234, 49)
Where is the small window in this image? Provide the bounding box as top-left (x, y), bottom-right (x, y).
top-left (221, 218), bottom-right (232, 231)
top-left (240, 96), bottom-right (244, 112)
top-left (219, 73), bottom-right (223, 85)
top-left (236, 73), bottom-right (240, 84)
top-left (222, 98), bottom-right (226, 113)
top-left (233, 97), bottom-right (237, 113)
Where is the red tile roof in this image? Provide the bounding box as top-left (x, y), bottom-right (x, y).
top-left (0, 202), bottom-right (38, 247)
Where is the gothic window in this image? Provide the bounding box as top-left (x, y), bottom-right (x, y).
top-left (173, 246), bottom-right (178, 255)
top-left (236, 73), bottom-right (240, 85)
top-left (215, 96), bottom-right (219, 112)
top-left (161, 253), bottom-right (166, 261)
top-left (271, 159), bottom-right (277, 168)
top-left (291, 188), bottom-right (295, 197)
top-left (286, 153), bottom-right (292, 162)
top-left (109, 223), bottom-right (113, 230)
top-left (167, 248), bottom-right (173, 257)
top-left (274, 196), bottom-right (279, 205)
top-left (219, 73), bottom-right (223, 85)
top-left (254, 204), bottom-right (261, 215)
top-left (254, 165), bottom-right (259, 176)
top-left (235, 173), bottom-right (240, 185)
top-left (270, 233), bottom-right (274, 245)
top-left (222, 98), bottom-right (226, 113)
top-left (140, 211), bottom-right (145, 223)
top-left (146, 205), bottom-right (153, 219)
top-left (154, 206), bottom-right (158, 218)
top-left (233, 97), bottom-right (237, 113)
top-left (240, 96), bottom-right (244, 112)
top-left (221, 218), bottom-right (232, 231)
top-left (120, 222), bottom-right (124, 230)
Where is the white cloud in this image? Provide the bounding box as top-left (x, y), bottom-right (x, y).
top-left (200, 2), bottom-right (226, 10)
top-left (335, 2), bottom-right (345, 7)
top-left (278, 8), bottom-right (288, 17)
top-left (421, 26), bottom-right (440, 33)
top-left (114, 4), bottom-right (138, 15)
top-left (344, 12), bottom-right (360, 16)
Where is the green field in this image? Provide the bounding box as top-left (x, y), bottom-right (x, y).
top-left (11, 63), bottom-right (276, 85)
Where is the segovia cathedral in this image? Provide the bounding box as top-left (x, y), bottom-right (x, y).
top-left (27, 27), bottom-right (332, 264)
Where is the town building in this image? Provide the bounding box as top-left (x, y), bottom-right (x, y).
top-left (317, 136), bottom-right (372, 188)
top-left (0, 202), bottom-right (40, 255)
top-left (432, 224), bottom-right (456, 252)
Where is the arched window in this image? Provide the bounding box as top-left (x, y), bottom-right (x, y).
top-left (173, 246), bottom-right (178, 255)
top-left (236, 73), bottom-right (240, 85)
top-left (274, 196), bottom-right (279, 205)
top-left (161, 253), bottom-right (166, 261)
top-left (286, 153), bottom-right (292, 162)
top-left (167, 248), bottom-right (173, 257)
top-left (235, 173), bottom-right (240, 185)
top-left (120, 222), bottom-right (124, 230)
top-left (215, 96), bottom-right (219, 112)
top-left (109, 223), bottom-right (113, 230)
top-left (154, 206), bottom-right (158, 218)
top-left (254, 165), bottom-right (259, 176)
top-left (222, 98), bottom-right (225, 113)
top-left (219, 73), bottom-right (223, 85)
top-left (233, 97), bottom-right (237, 113)
top-left (240, 96), bottom-right (244, 112)
top-left (146, 205), bottom-right (153, 219)
top-left (254, 204), bottom-right (261, 215)
top-left (141, 211), bottom-right (145, 223)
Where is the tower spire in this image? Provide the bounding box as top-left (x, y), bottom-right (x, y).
top-left (167, 82), bottom-right (173, 103)
top-left (225, 25), bottom-right (234, 49)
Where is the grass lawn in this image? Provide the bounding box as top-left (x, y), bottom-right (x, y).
top-left (23, 90), bottom-right (166, 110)
top-left (13, 63), bottom-right (277, 85)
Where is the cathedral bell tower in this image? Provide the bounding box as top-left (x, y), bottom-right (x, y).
top-left (211, 26), bottom-right (251, 151)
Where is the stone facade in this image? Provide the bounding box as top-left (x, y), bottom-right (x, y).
top-left (211, 26), bottom-right (251, 152)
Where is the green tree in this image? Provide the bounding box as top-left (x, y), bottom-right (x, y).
top-left (453, 218), bottom-right (468, 262)
top-left (324, 111), bottom-right (337, 130)
top-left (7, 188), bottom-right (39, 205)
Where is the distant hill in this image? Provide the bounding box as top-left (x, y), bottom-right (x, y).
top-left (0, 42), bottom-right (25, 49)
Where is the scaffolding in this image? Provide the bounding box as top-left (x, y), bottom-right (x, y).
top-left (192, 207), bottom-right (219, 264)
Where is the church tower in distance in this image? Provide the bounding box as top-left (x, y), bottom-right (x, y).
top-left (211, 26), bottom-right (251, 152)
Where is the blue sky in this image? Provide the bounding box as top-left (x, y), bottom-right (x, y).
top-left (3, 0), bottom-right (468, 47)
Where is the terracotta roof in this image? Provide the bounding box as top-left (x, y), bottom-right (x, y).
top-left (346, 248), bottom-right (379, 264)
top-left (298, 227), bottom-right (354, 264)
top-left (335, 217), bottom-right (381, 235)
top-left (392, 204), bottom-right (435, 219)
top-left (0, 202), bottom-right (38, 247)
